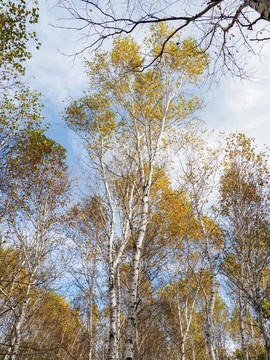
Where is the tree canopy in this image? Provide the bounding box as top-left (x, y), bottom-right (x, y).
top-left (57, 0), bottom-right (270, 77)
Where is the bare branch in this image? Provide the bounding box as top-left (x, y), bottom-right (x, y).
top-left (56, 0), bottom-right (270, 77)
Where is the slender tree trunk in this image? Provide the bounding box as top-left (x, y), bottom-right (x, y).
top-left (180, 340), bottom-right (185, 360)
top-left (237, 236), bottom-right (249, 360)
top-left (87, 252), bottom-right (98, 360)
top-left (100, 156), bottom-right (119, 360)
top-left (4, 282), bottom-right (32, 360)
top-left (202, 230), bottom-right (217, 360)
top-left (248, 304), bottom-right (258, 360)
top-left (191, 338), bottom-right (196, 360)
top-left (116, 266), bottom-right (121, 352)
top-left (88, 293), bottom-right (93, 360)
top-left (204, 269), bottom-right (216, 360)
top-left (238, 291), bottom-right (249, 360)
top-left (108, 268), bottom-right (119, 360)
top-left (123, 191), bottom-right (149, 360)
top-left (194, 208), bottom-right (217, 360)
top-left (175, 285), bottom-right (198, 360)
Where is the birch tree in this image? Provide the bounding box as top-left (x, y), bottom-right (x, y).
top-left (175, 127), bottom-right (223, 360)
top-left (24, 290), bottom-right (86, 360)
top-left (64, 23), bottom-right (208, 360)
top-left (0, 86), bottom-right (43, 225)
top-left (1, 129), bottom-right (70, 360)
top-left (146, 178), bottom-right (203, 360)
top-left (220, 133), bottom-right (270, 360)
top-left (66, 197), bottom-right (105, 360)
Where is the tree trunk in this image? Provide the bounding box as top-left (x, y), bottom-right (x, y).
top-left (123, 191), bottom-right (149, 360)
top-left (87, 293), bottom-right (93, 360)
top-left (108, 268), bottom-right (119, 360)
top-left (175, 283), bottom-right (198, 360)
top-left (238, 292), bottom-right (249, 360)
top-left (191, 338), bottom-right (196, 360)
top-left (245, 0), bottom-right (270, 21)
top-left (204, 273), bottom-right (216, 360)
top-left (116, 266), bottom-right (121, 354)
top-left (203, 234), bottom-right (217, 360)
top-left (248, 304), bottom-right (258, 360)
top-left (180, 340), bottom-right (185, 360)
top-left (4, 284), bottom-right (31, 360)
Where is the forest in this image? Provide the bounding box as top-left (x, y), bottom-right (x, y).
top-left (0, 1), bottom-right (270, 360)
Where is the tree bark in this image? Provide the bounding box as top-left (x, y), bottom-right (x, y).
top-left (123, 191), bottom-right (149, 360)
top-left (238, 292), bottom-right (249, 360)
top-left (204, 268), bottom-right (216, 360)
top-left (87, 255), bottom-right (97, 360)
top-left (200, 221), bottom-right (217, 360)
top-left (245, 0), bottom-right (270, 21)
top-left (4, 279), bottom-right (32, 360)
top-left (108, 268), bottom-right (119, 360)
top-left (175, 282), bottom-right (198, 360)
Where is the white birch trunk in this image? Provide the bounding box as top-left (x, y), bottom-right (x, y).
top-left (177, 303), bottom-right (185, 360)
top-left (248, 304), bottom-right (258, 360)
top-left (100, 151), bottom-right (119, 360)
top-left (116, 266), bottom-right (121, 352)
top-left (87, 259), bottom-right (96, 360)
top-left (175, 282), bottom-right (198, 360)
top-left (108, 268), bottom-right (119, 360)
top-left (238, 235), bottom-right (249, 360)
top-left (191, 338), bottom-right (196, 360)
top-left (107, 198), bottom-right (133, 360)
top-left (238, 292), bottom-right (249, 360)
top-left (88, 297), bottom-right (93, 360)
top-left (4, 277), bottom-right (33, 360)
top-left (198, 218), bottom-right (217, 360)
top-left (100, 148), bottom-right (135, 360)
top-left (122, 90), bottom-right (172, 359)
top-left (123, 190), bottom-right (149, 360)
top-left (204, 268), bottom-right (216, 360)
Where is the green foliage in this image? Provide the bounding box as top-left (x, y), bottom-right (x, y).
top-left (0, 85), bottom-right (45, 226)
top-left (262, 301), bottom-right (270, 319)
top-left (0, 85), bottom-right (43, 149)
top-left (0, 0), bottom-right (40, 79)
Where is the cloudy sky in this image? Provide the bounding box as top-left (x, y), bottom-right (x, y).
top-left (24, 1), bottom-right (270, 172)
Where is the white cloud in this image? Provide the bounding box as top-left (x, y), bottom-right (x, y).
top-left (203, 48), bottom-right (270, 148)
top-left (25, 1), bottom-right (88, 109)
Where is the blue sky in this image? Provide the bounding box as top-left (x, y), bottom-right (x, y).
top-left (24, 1), bottom-right (270, 173)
